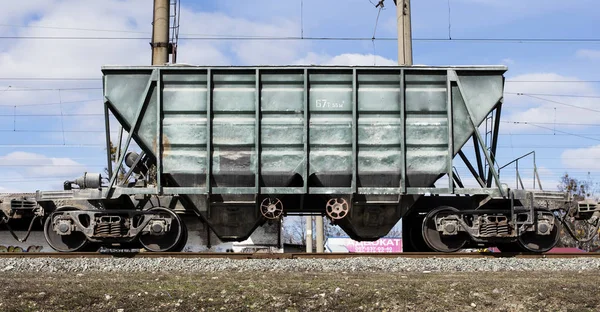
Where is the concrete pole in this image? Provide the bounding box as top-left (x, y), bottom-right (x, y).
top-left (315, 215), bottom-right (324, 252)
top-left (305, 216), bottom-right (313, 253)
top-left (152, 0), bottom-right (170, 65)
top-left (396, 0), bottom-right (413, 65)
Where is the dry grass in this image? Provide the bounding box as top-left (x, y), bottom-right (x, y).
top-left (0, 271), bottom-right (599, 311)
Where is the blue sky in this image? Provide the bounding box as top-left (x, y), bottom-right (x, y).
top-left (0, 0), bottom-right (599, 196)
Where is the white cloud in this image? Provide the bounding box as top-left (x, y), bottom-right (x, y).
top-left (0, 151), bottom-right (87, 178)
top-left (296, 52), bottom-right (396, 66)
top-left (576, 49), bottom-right (600, 61)
top-left (0, 0), bottom-right (55, 30)
top-left (502, 72), bottom-right (600, 132)
top-left (0, 0), bottom-right (310, 149)
top-left (561, 145), bottom-right (600, 171)
top-left (501, 58), bottom-right (515, 65)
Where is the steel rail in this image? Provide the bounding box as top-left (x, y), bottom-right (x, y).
top-left (0, 252), bottom-right (597, 259)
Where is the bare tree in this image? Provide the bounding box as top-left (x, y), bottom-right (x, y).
top-left (558, 172), bottom-right (598, 201)
top-left (556, 172), bottom-right (600, 251)
top-left (324, 219), bottom-right (345, 237)
top-left (283, 216), bottom-right (306, 245)
top-left (386, 222), bottom-right (402, 238)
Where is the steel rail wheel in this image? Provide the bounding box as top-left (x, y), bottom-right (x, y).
top-left (517, 211), bottom-right (561, 253)
top-left (138, 207), bottom-right (184, 252)
top-left (422, 206), bottom-right (469, 252)
top-left (43, 207), bottom-right (88, 252)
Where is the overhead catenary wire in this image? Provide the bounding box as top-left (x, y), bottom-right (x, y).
top-left (447, 0), bottom-right (452, 39)
top-left (0, 164), bottom-right (105, 167)
top-left (3, 23), bottom-right (598, 44)
top-left (506, 92), bottom-right (600, 99)
top-left (2, 87), bottom-right (101, 91)
top-left (0, 129), bottom-right (116, 133)
top-left (0, 144), bottom-right (105, 148)
top-left (3, 10), bottom-right (598, 188)
top-left (504, 121), bottom-right (600, 127)
top-left (1, 35), bottom-right (600, 43)
top-left (502, 121), bottom-right (600, 142)
top-left (0, 23), bottom-right (150, 34)
top-left (370, 0), bottom-right (385, 65)
top-left (2, 77), bottom-right (600, 84)
top-left (0, 98), bottom-right (103, 107)
top-left (513, 93), bottom-right (600, 113)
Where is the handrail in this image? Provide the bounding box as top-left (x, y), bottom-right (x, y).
top-left (498, 151), bottom-right (542, 190)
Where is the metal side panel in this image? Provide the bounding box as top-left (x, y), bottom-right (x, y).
top-left (102, 65), bottom-right (507, 195)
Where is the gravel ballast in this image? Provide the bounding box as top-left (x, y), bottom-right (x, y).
top-left (1, 256), bottom-right (599, 273)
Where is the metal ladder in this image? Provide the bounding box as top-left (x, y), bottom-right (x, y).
top-left (169, 0), bottom-right (181, 63)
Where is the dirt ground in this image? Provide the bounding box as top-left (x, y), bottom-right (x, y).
top-left (0, 271), bottom-right (599, 311)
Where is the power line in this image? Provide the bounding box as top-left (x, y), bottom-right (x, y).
top-left (447, 0), bottom-right (452, 39)
top-left (0, 23), bottom-right (149, 34)
top-left (1, 35), bottom-right (600, 43)
top-left (5, 23), bottom-right (599, 44)
top-left (506, 92), bottom-right (600, 99)
top-left (0, 129), bottom-right (581, 135)
top-left (506, 80), bottom-right (600, 83)
top-left (495, 157), bottom-right (600, 160)
top-left (464, 144), bottom-right (593, 149)
top-left (514, 93), bottom-right (600, 113)
top-left (3, 87), bottom-right (101, 91)
top-left (0, 129), bottom-right (111, 133)
top-left (0, 144), bottom-right (105, 148)
top-left (504, 121), bottom-right (600, 127)
top-left (0, 77), bottom-right (600, 83)
top-left (0, 77), bottom-right (102, 81)
top-left (498, 133), bottom-right (600, 136)
top-left (512, 122), bottom-right (600, 142)
top-left (0, 113), bottom-right (103, 117)
top-left (0, 164), bottom-right (104, 167)
top-left (0, 98), bottom-right (102, 107)
top-left (2, 179), bottom-right (74, 183)
top-left (456, 166), bottom-right (600, 172)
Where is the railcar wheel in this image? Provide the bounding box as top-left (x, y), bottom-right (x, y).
top-left (422, 206), bottom-right (469, 252)
top-left (138, 207), bottom-right (183, 252)
top-left (517, 211), bottom-right (561, 253)
top-left (43, 207), bottom-right (88, 252)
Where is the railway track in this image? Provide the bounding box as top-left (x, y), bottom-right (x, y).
top-left (0, 251), bottom-right (597, 259)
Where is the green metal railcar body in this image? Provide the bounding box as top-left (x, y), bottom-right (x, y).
top-left (102, 65), bottom-right (509, 243)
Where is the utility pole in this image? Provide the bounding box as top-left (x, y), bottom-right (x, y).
top-left (151, 0), bottom-right (170, 65)
top-left (305, 216), bottom-right (313, 253)
top-left (316, 215), bottom-right (324, 252)
top-left (394, 0), bottom-right (413, 65)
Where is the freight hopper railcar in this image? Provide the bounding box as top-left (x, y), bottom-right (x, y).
top-left (0, 65), bottom-right (588, 252)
